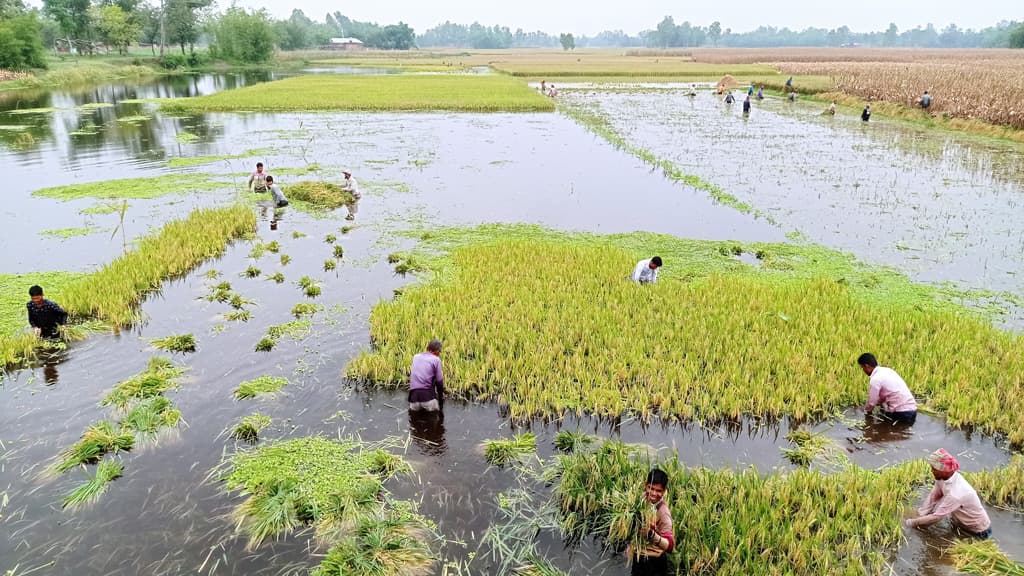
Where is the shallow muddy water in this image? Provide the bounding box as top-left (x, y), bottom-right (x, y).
top-left (2, 77), bottom-right (1023, 575)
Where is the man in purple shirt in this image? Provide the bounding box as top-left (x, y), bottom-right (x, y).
top-left (409, 339), bottom-right (444, 412)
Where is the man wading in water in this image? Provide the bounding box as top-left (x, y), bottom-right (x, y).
top-left (858, 353), bottom-right (918, 425)
top-left (628, 468), bottom-right (675, 576)
top-left (248, 162), bottom-right (269, 193)
top-left (408, 339), bottom-right (445, 412)
top-left (905, 448), bottom-right (992, 539)
top-left (27, 285), bottom-right (68, 338)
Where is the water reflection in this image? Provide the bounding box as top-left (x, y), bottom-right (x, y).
top-left (409, 409), bottom-right (448, 457)
top-left (861, 413), bottom-right (916, 444)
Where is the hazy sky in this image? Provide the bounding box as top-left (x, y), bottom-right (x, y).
top-left (237, 0), bottom-right (1018, 35)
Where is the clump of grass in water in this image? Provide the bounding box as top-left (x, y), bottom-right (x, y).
top-left (298, 276), bottom-right (321, 298)
top-left (267, 320), bottom-right (311, 340)
top-left (224, 309), bottom-right (252, 322)
top-left (203, 269), bottom-right (221, 279)
top-left (205, 281), bottom-right (233, 302)
top-left (149, 333), bottom-right (197, 353)
top-left (965, 454), bottom-right (1024, 512)
top-left (291, 231), bottom-right (305, 239)
top-left (234, 376), bottom-right (289, 400)
top-left (948, 540), bottom-right (1024, 575)
top-left (242, 266), bottom-right (261, 278)
top-left (280, 254), bottom-right (291, 266)
top-left (553, 430), bottom-right (596, 454)
top-left (249, 243), bottom-right (266, 259)
top-left (265, 241), bottom-right (280, 253)
top-left (386, 252), bottom-right (423, 275)
top-left (121, 396), bottom-right (181, 434)
top-left (341, 226), bottom-right (354, 234)
top-left (313, 513), bottom-right (435, 576)
top-left (325, 234), bottom-right (337, 244)
top-left (62, 460), bottom-right (123, 509)
top-left (254, 337), bottom-right (276, 352)
top-left (291, 303), bottom-right (322, 318)
top-left (231, 413), bottom-right (272, 442)
top-left (54, 421), bottom-right (134, 473)
top-left (285, 182), bottom-right (355, 210)
top-left (230, 294), bottom-right (255, 310)
top-left (780, 428), bottom-right (843, 467)
top-left (332, 245), bottom-right (344, 259)
top-left (483, 432), bottom-right (537, 467)
top-left (101, 357), bottom-right (184, 409)
top-left (324, 259), bottom-right (336, 271)
top-left (266, 272), bottom-right (285, 283)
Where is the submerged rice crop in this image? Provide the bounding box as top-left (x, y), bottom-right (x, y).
top-left (224, 309), bottom-right (252, 322)
top-left (234, 376), bottom-right (288, 400)
top-left (348, 225), bottom-right (1024, 445)
top-left (231, 413), bottom-right (272, 442)
top-left (324, 259), bottom-right (336, 271)
top-left (266, 272), bottom-right (286, 283)
top-left (54, 421), bottom-right (134, 473)
top-left (965, 455), bottom-right (1024, 512)
top-left (948, 540), bottom-right (1024, 575)
top-left (483, 433), bottom-right (537, 467)
top-left (286, 182), bottom-right (355, 210)
top-left (291, 303), bottom-right (323, 318)
top-left (101, 357), bottom-right (185, 409)
top-left (121, 396), bottom-right (181, 434)
top-left (62, 460), bottom-right (124, 509)
top-left (780, 428), bottom-right (846, 468)
top-left (148, 333), bottom-right (197, 353)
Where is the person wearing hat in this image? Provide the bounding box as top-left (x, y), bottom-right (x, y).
top-left (905, 448), bottom-right (992, 539)
top-left (341, 171), bottom-right (361, 221)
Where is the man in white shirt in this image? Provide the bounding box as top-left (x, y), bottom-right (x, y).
top-left (905, 448), bottom-right (992, 539)
top-left (632, 256), bottom-right (662, 285)
top-left (341, 171), bottom-right (361, 221)
top-left (247, 162), bottom-right (268, 193)
top-left (858, 352), bottom-right (918, 424)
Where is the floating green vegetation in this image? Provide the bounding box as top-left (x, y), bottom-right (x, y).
top-left (780, 428), bottom-right (846, 468)
top-left (8, 107), bottom-right (59, 115)
top-left (148, 333), bottom-right (197, 353)
top-left (254, 336), bottom-right (276, 352)
top-left (242, 266), bottom-right (261, 278)
top-left (965, 455), bottom-right (1024, 512)
top-left (33, 174), bottom-right (228, 201)
top-left (175, 131), bottom-right (200, 144)
top-left (121, 396), bottom-right (181, 434)
top-left (229, 294), bottom-right (255, 309)
top-left (61, 205), bottom-right (255, 326)
top-left (231, 413), bottom-right (271, 442)
top-left (10, 131), bottom-right (36, 149)
top-left (39, 227), bottom-right (102, 240)
top-left (160, 75), bottom-right (554, 113)
top-left (166, 147), bottom-right (272, 168)
top-left (76, 102), bottom-right (114, 111)
top-left (291, 232), bottom-right (305, 239)
top-left (248, 242), bottom-right (266, 259)
top-left (550, 438), bottom-right (927, 574)
top-left (483, 432), bottom-right (537, 467)
top-left (54, 421), bottom-right (134, 473)
top-left (267, 320), bottom-right (312, 341)
top-left (340, 225), bottom-right (354, 234)
top-left (389, 252), bottom-right (423, 275)
top-left (324, 259), bottom-right (336, 271)
top-left (347, 224), bottom-right (1024, 445)
top-left (224, 309), bottom-right (252, 322)
top-left (332, 245), bottom-right (344, 259)
top-left (553, 430), bottom-right (596, 454)
top-left (80, 200), bottom-right (126, 215)
top-left (298, 276), bottom-right (322, 298)
top-left (559, 100), bottom-right (766, 220)
top-left (219, 436), bottom-right (429, 576)
top-left (69, 123), bottom-right (100, 136)
top-left (115, 114), bottom-right (151, 124)
top-left (205, 281), bottom-right (233, 303)
top-left (286, 182), bottom-right (354, 211)
top-left (234, 376), bottom-right (288, 400)
top-left (265, 241), bottom-right (280, 253)
top-left (291, 303), bottom-right (323, 318)
top-left (280, 253), bottom-right (292, 265)
top-left (325, 234), bottom-right (337, 244)
top-left (0, 124), bottom-right (30, 130)
top-left (203, 269), bottom-right (221, 279)
top-left (949, 540), bottom-right (1024, 576)
top-left (101, 357), bottom-right (185, 409)
top-left (266, 272), bottom-right (285, 283)
top-left (62, 459), bottom-right (123, 509)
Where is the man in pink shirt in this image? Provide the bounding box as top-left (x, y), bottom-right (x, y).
top-left (905, 448), bottom-right (992, 539)
top-left (858, 353), bottom-right (918, 425)
top-left (408, 339), bottom-right (444, 412)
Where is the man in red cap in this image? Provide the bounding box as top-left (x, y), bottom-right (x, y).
top-left (905, 448), bottom-right (992, 539)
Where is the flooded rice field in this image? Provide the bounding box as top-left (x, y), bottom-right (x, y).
top-left (2, 75), bottom-right (1023, 574)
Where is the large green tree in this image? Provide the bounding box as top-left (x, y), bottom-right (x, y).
top-left (43, 0), bottom-right (92, 45)
top-left (211, 7), bottom-right (275, 63)
top-left (1010, 24), bottom-right (1024, 48)
top-left (0, 12), bottom-right (48, 69)
top-left (165, 0), bottom-right (211, 54)
top-left (90, 4), bottom-right (141, 54)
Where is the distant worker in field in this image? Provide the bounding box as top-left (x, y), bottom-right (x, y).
top-left (248, 162), bottom-right (269, 193)
top-left (858, 353), bottom-right (918, 424)
top-left (828, 100), bottom-right (837, 116)
top-left (687, 84), bottom-right (697, 97)
top-left (632, 256), bottom-right (662, 285)
top-left (742, 94), bottom-right (751, 115)
top-left (861, 103), bottom-right (872, 122)
top-left (341, 171), bottom-right (361, 221)
top-left (627, 468), bottom-right (675, 576)
top-left (785, 76), bottom-right (793, 89)
top-left (724, 92), bottom-right (735, 104)
top-left (264, 175), bottom-right (289, 208)
top-left (409, 339), bottom-right (445, 412)
top-left (27, 285), bottom-right (68, 339)
top-left (548, 84), bottom-right (558, 98)
top-left (540, 80), bottom-right (547, 93)
top-left (920, 90), bottom-right (932, 110)
top-left (904, 448), bottom-right (992, 540)
top-left (757, 85), bottom-right (764, 100)
top-left (748, 83), bottom-right (755, 96)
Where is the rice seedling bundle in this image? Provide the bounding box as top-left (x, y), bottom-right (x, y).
top-left (483, 432), bottom-right (537, 467)
top-left (325, 234), bottom-right (337, 244)
top-left (62, 460), bottom-right (124, 509)
top-left (551, 438), bottom-right (929, 574)
top-left (242, 266), bottom-right (261, 278)
top-left (231, 413), bottom-right (272, 442)
top-left (224, 310), bottom-right (252, 322)
top-left (965, 455), bottom-right (1024, 512)
top-left (101, 357), bottom-right (184, 408)
top-left (266, 272), bottom-right (286, 283)
top-left (553, 430), bottom-right (597, 454)
top-left (121, 396), bottom-right (181, 434)
top-left (948, 540), bottom-right (1024, 576)
top-left (148, 333), bottom-right (197, 353)
top-left (348, 229), bottom-right (1024, 445)
top-left (291, 303), bottom-right (323, 318)
top-left (312, 513), bottom-right (435, 576)
top-left (234, 376), bottom-right (288, 400)
top-left (60, 205), bottom-right (256, 326)
top-left (285, 182), bottom-right (354, 210)
top-left (324, 259), bottom-right (336, 271)
top-left (333, 245), bottom-right (344, 259)
top-left (280, 254), bottom-right (292, 265)
top-left (55, 421), bottom-right (135, 473)
top-left (265, 241), bottom-right (280, 253)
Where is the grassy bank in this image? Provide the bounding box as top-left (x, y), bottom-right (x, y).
top-left (0, 60), bottom-right (156, 91)
top-left (348, 225), bottom-right (1024, 445)
top-left (157, 74), bottom-right (555, 113)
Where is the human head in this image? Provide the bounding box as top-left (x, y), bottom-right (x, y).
top-left (29, 285), bottom-right (44, 305)
top-left (265, 175), bottom-right (274, 184)
top-left (926, 448), bottom-right (959, 480)
top-left (924, 90), bottom-right (929, 95)
top-left (426, 339), bottom-right (442, 356)
top-left (343, 171), bottom-right (351, 179)
top-left (645, 468), bottom-right (669, 503)
top-left (857, 353), bottom-right (877, 375)
top-left (256, 162), bottom-right (263, 173)
top-left (649, 256), bottom-right (663, 269)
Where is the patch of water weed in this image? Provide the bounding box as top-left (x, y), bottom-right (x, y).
top-left (298, 276), bottom-right (322, 298)
top-left (166, 147), bottom-right (272, 168)
top-left (323, 259), bottom-right (336, 271)
top-left (267, 320), bottom-right (312, 340)
top-left (234, 376), bottom-right (288, 399)
top-left (291, 303), bottom-right (323, 319)
top-left (965, 455), bottom-right (1024, 512)
top-left (38, 226), bottom-right (103, 240)
top-left (332, 245), bottom-right (344, 259)
top-left (231, 413), bottom-right (271, 442)
top-left (280, 254), bottom-right (292, 265)
top-left (254, 336), bottom-right (276, 352)
top-left (80, 200), bottom-right (126, 215)
top-left (229, 293), bottom-right (255, 309)
top-left (7, 107), bottom-right (59, 115)
top-left (265, 241), bottom-right (280, 253)
top-left (115, 114), bottom-right (152, 124)
top-left (948, 540), bottom-right (1024, 575)
top-left (54, 421), bottom-right (134, 473)
top-left (242, 266), bottom-right (261, 278)
top-left (348, 224), bottom-right (1024, 445)
top-left (266, 272), bottom-right (285, 283)
top-left (32, 174), bottom-right (229, 201)
top-left (223, 309), bottom-right (252, 322)
top-left (121, 396), bottom-right (181, 434)
top-left (291, 232), bottom-right (306, 239)
top-left (62, 459), bottom-right (123, 509)
top-left (780, 428), bottom-right (847, 468)
top-left (483, 433), bottom-right (537, 467)
top-left (248, 242), bottom-right (266, 259)
top-left (101, 357), bottom-right (185, 409)
top-left (285, 182), bottom-right (354, 211)
top-left (68, 123), bottom-right (100, 136)
top-left (174, 131), bottom-right (200, 144)
top-left (340, 226), bottom-right (354, 234)
top-left (148, 333), bottom-right (197, 353)
top-left (387, 252), bottom-right (423, 275)
top-left (325, 234), bottom-right (337, 244)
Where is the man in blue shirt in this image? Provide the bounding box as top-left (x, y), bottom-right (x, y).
top-left (27, 285), bottom-right (68, 338)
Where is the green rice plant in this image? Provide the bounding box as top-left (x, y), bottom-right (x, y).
top-left (203, 269), bottom-right (221, 279)
top-left (312, 514), bottom-right (435, 576)
top-left (121, 396), bottom-right (181, 434)
top-left (297, 276), bottom-right (322, 298)
top-left (148, 333), bottom-right (197, 353)
top-left (205, 281), bottom-right (233, 303)
top-left (298, 276), bottom-right (316, 289)
top-left (248, 243), bottom-right (266, 259)
top-left (54, 421), bottom-right (135, 473)
top-left (324, 259), bottom-right (336, 271)
top-left (231, 413), bottom-right (272, 442)
top-left (387, 253), bottom-right (423, 275)
top-left (291, 303), bottom-right (323, 318)
top-left (483, 433), bottom-right (537, 467)
top-left (780, 428), bottom-right (846, 468)
top-left (965, 455), bottom-right (1024, 512)
top-left (265, 241), bottom-right (280, 253)
top-left (234, 376), bottom-right (289, 400)
top-left (242, 266), bottom-right (261, 278)
top-left (158, 75), bottom-right (555, 113)
top-left (280, 254), bottom-right (292, 266)
top-left (224, 309), bottom-right (252, 322)
top-left (266, 321), bottom-right (311, 341)
top-left (553, 430), bottom-right (597, 454)
top-left (266, 272), bottom-right (285, 283)
top-left (949, 540), bottom-right (1024, 575)
top-left (229, 294), bottom-right (255, 310)
top-left (101, 357), bottom-right (184, 409)
top-left (332, 245), bottom-right (344, 259)
top-left (62, 460), bottom-right (123, 509)
top-left (341, 226), bottom-right (354, 234)
top-left (286, 182), bottom-right (354, 210)
top-left (386, 252), bottom-right (403, 264)
top-left (291, 232), bottom-right (305, 239)
top-left (325, 234), bottom-right (337, 244)
top-left (254, 337), bottom-right (276, 352)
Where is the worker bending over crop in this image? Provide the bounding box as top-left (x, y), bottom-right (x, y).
top-left (632, 256), bottom-right (662, 285)
top-left (858, 353), bottom-right (918, 424)
top-left (905, 448), bottom-right (992, 539)
top-left (628, 468), bottom-right (675, 576)
top-left (920, 91), bottom-right (932, 109)
top-left (248, 162), bottom-right (269, 193)
top-left (409, 339), bottom-right (445, 412)
top-left (27, 285), bottom-right (68, 338)
top-left (264, 176), bottom-right (289, 208)
top-left (341, 171), bottom-right (361, 221)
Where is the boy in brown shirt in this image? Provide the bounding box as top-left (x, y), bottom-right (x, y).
top-left (630, 468), bottom-right (675, 576)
